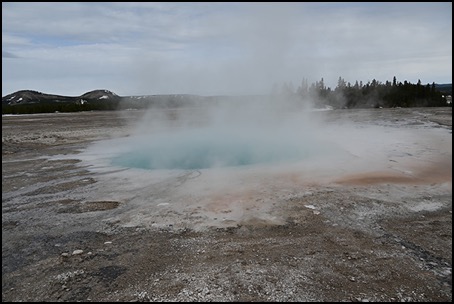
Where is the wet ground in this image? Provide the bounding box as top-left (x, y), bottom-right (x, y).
top-left (2, 107), bottom-right (452, 302)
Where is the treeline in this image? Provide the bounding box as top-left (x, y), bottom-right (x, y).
top-left (2, 99), bottom-right (120, 115)
top-left (279, 76), bottom-right (450, 109)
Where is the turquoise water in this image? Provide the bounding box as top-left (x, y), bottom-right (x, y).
top-left (111, 127), bottom-right (329, 170)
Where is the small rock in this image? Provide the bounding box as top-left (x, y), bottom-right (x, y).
top-left (72, 249), bottom-right (83, 255)
top-left (104, 241), bottom-right (112, 245)
top-left (61, 253), bottom-right (70, 257)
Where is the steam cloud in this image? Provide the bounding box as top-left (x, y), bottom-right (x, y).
top-left (113, 4), bottom-right (347, 171)
top-left (111, 96), bottom-right (340, 171)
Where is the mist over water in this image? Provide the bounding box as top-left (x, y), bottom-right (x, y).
top-left (111, 97), bottom-right (339, 170)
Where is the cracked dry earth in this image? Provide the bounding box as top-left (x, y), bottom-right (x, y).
top-left (2, 107), bottom-right (452, 302)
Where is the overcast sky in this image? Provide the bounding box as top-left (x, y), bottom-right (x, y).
top-left (2, 2), bottom-right (452, 96)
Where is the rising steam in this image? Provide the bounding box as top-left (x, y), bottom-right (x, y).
top-left (111, 95), bottom-right (340, 171)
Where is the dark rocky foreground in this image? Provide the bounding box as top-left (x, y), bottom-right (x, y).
top-left (2, 107), bottom-right (452, 302)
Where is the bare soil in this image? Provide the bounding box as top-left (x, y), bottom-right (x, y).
top-left (2, 107), bottom-right (452, 302)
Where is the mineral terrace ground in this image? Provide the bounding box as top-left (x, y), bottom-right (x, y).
top-left (2, 107), bottom-right (452, 302)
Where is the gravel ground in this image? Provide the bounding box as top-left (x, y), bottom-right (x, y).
top-left (2, 107), bottom-right (452, 302)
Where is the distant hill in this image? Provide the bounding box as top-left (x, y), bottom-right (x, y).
top-left (1, 89), bottom-right (229, 114)
top-left (2, 89), bottom-right (124, 114)
top-left (2, 89), bottom-right (120, 105)
top-left (2, 89), bottom-right (244, 112)
top-left (2, 90), bottom-right (76, 105)
top-left (434, 83), bottom-right (452, 95)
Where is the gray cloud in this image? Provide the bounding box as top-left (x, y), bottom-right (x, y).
top-left (2, 2), bottom-right (452, 96)
top-left (2, 51), bottom-right (18, 58)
